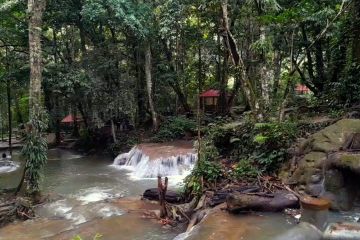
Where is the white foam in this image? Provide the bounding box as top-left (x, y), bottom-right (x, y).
top-left (65, 212), bottom-right (86, 225)
top-left (0, 160), bottom-right (19, 173)
top-left (77, 189), bottom-right (111, 204)
top-left (112, 147), bottom-right (197, 184)
top-left (76, 187), bottom-right (123, 205)
top-left (98, 206), bottom-right (123, 218)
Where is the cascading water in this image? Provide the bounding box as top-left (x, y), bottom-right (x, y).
top-left (113, 146), bottom-right (197, 180)
top-left (0, 160), bottom-right (19, 173)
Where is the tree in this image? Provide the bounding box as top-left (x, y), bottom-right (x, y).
top-left (16, 0), bottom-right (47, 196)
top-left (145, 43), bottom-right (159, 131)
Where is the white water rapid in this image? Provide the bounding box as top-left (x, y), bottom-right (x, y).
top-left (112, 146), bottom-right (197, 181)
top-left (0, 160), bottom-right (19, 173)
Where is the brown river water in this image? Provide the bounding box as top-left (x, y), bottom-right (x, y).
top-left (1, 145), bottom-right (341, 240)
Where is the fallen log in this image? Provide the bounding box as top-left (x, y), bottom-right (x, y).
top-left (208, 186), bottom-right (261, 207)
top-left (227, 191), bottom-right (299, 212)
top-left (143, 188), bottom-right (183, 204)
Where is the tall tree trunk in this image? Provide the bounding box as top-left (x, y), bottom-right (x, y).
top-left (54, 96), bottom-right (61, 144)
top-left (218, 51), bottom-right (229, 114)
top-left (145, 43), bottom-right (159, 131)
top-left (5, 47), bottom-right (12, 154)
top-left (259, 26), bottom-right (271, 107)
top-left (272, 50), bottom-right (282, 99)
top-left (7, 78), bottom-right (12, 155)
top-left (111, 119), bottom-right (117, 144)
top-left (53, 28), bottom-right (61, 144)
top-left (162, 41), bottom-right (191, 113)
top-left (197, 13), bottom-right (203, 96)
top-left (28, 0), bottom-right (46, 116)
top-left (220, 0), bottom-right (260, 118)
top-left (314, 26), bottom-right (326, 87)
top-left (77, 102), bottom-right (89, 130)
top-left (352, 0), bottom-right (360, 64)
top-left (0, 106), bottom-right (3, 141)
top-left (135, 45), bottom-right (146, 126)
top-left (301, 24), bottom-right (322, 95)
top-left (14, 93), bottom-right (24, 124)
top-left (227, 74), bottom-right (242, 111)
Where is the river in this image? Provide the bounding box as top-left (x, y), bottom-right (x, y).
top-left (3, 147), bottom-right (352, 240)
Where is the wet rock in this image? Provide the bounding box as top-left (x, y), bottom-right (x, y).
top-left (142, 188), bottom-right (183, 204)
top-left (286, 119), bottom-right (360, 211)
top-left (272, 222), bottom-right (322, 240)
top-left (227, 192), bottom-right (299, 212)
top-left (306, 183), bottom-right (324, 197)
top-left (331, 152), bottom-right (360, 174)
top-left (323, 222), bottom-right (360, 240)
top-left (346, 111), bottom-right (360, 119)
top-left (310, 174), bottom-right (322, 184)
top-left (324, 169), bottom-right (345, 191)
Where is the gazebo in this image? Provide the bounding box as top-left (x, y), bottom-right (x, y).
top-left (200, 89), bottom-right (220, 112)
top-left (61, 114), bottom-right (83, 125)
top-left (295, 84), bottom-right (311, 95)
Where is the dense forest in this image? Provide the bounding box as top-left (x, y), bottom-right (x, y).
top-left (1, 0), bottom-right (360, 237)
top-left (1, 0), bottom-right (360, 134)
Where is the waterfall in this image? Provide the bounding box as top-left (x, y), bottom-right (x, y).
top-left (113, 146), bottom-right (197, 179)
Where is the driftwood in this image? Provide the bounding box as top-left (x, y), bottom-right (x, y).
top-left (0, 198), bottom-right (34, 226)
top-left (165, 197), bottom-right (198, 222)
top-left (186, 208), bottom-right (209, 232)
top-left (227, 191), bottom-right (299, 212)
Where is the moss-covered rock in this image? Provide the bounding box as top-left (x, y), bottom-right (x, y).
top-left (288, 119), bottom-right (360, 211)
top-left (335, 153), bottom-right (360, 174)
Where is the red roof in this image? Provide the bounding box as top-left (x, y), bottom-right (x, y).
top-left (200, 89), bottom-right (220, 97)
top-left (61, 114), bottom-right (83, 123)
top-left (295, 84), bottom-right (311, 94)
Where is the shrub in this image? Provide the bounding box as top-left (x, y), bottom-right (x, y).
top-left (184, 132), bottom-right (222, 195)
top-left (184, 160), bottom-right (222, 195)
top-left (251, 121), bottom-right (298, 172)
top-left (233, 158), bottom-right (259, 178)
top-left (153, 116), bottom-right (196, 142)
top-left (222, 120), bottom-right (298, 174)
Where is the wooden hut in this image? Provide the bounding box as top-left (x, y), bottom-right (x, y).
top-left (200, 89), bottom-right (220, 112)
top-left (295, 84), bottom-right (311, 95)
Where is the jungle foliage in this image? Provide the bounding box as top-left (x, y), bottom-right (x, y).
top-left (1, 0), bottom-right (360, 195)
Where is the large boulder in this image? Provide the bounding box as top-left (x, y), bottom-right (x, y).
top-left (227, 191), bottom-right (298, 212)
top-left (272, 222), bottom-right (322, 240)
top-left (288, 119), bottom-right (360, 211)
top-left (323, 222), bottom-right (360, 240)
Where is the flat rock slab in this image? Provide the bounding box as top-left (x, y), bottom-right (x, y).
top-left (323, 222), bottom-right (360, 240)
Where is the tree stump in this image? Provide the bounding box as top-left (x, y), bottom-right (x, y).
top-left (158, 176), bottom-right (168, 218)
